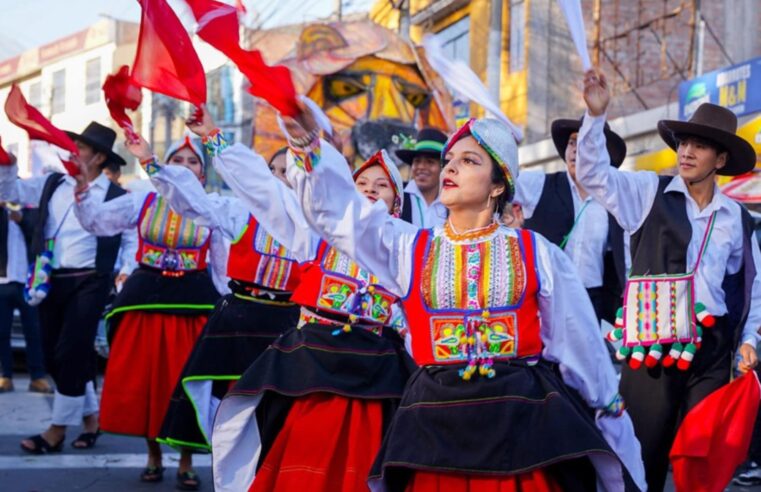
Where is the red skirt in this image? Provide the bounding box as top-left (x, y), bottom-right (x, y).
top-left (250, 393), bottom-right (384, 492)
top-left (100, 311), bottom-right (207, 439)
top-left (406, 470), bottom-right (563, 492)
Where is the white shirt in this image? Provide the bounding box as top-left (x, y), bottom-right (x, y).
top-left (0, 215), bottom-right (28, 284)
top-left (0, 166), bottom-right (137, 276)
top-left (576, 111), bottom-right (761, 347)
top-left (403, 180), bottom-right (447, 228)
top-left (516, 171), bottom-right (610, 289)
top-left (73, 186), bottom-right (230, 295)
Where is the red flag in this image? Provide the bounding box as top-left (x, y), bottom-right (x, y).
top-left (4, 84), bottom-right (78, 155)
top-left (0, 137), bottom-right (11, 166)
top-left (132, 0), bottom-right (206, 105)
top-left (185, 0), bottom-right (299, 116)
top-left (103, 65), bottom-right (143, 141)
top-left (670, 371), bottom-right (761, 492)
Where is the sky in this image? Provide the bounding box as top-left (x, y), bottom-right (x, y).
top-left (0, 0), bottom-right (374, 60)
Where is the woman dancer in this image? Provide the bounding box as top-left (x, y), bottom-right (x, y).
top-left (117, 137), bottom-right (302, 454)
top-left (278, 108), bottom-right (647, 491)
top-left (74, 137), bottom-right (224, 490)
top-left (185, 108), bottom-right (414, 492)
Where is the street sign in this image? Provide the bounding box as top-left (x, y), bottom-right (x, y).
top-left (679, 56), bottom-right (761, 121)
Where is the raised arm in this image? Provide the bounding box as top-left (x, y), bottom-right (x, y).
top-left (185, 109), bottom-right (315, 262)
top-left (286, 135), bottom-right (419, 297)
top-left (73, 186), bottom-right (146, 237)
top-left (575, 70), bottom-right (659, 232)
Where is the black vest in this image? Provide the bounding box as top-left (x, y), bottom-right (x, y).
top-left (523, 172), bottom-right (627, 293)
top-left (629, 176), bottom-right (755, 347)
top-left (401, 192), bottom-right (413, 224)
top-left (31, 173), bottom-right (127, 274)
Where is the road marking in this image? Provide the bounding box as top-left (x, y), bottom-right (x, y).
top-left (0, 453), bottom-right (211, 469)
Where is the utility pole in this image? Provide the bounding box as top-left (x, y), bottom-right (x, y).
top-left (399, 0), bottom-right (411, 41)
top-left (695, 0), bottom-right (705, 76)
top-left (486, 0), bottom-right (503, 104)
top-left (335, 0), bottom-right (342, 21)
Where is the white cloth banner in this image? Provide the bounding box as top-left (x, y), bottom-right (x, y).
top-left (557, 0), bottom-right (592, 70)
top-left (422, 34), bottom-right (523, 143)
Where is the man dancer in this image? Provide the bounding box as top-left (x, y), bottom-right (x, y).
top-left (516, 117), bottom-right (628, 324)
top-left (396, 128), bottom-right (448, 227)
top-left (0, 122), bottom-right (136, 454)
top-left (577, 69), bottom-right (760, 491)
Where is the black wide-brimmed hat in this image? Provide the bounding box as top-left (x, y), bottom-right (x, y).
top-left (65, 122), bottom-right (126, 167)
top-left (657, 103), bottom-right (756, 176)
top-left (395, 127), bottom-right (448, 165)
top-left (552, 117), bottom-right (627, 167)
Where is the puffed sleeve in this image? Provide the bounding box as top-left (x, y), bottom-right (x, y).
top-left (74, 188), bottom-right (146, 236)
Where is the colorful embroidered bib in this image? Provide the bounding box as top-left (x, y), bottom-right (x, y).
top-left (403, 226), bottom-right (542, 379)
top-left (289, 241), bottom-right (398, 326)
top-left (137, 193), bottom-right (211, 271)
top-left (227, 215), bottom-right (300, 291)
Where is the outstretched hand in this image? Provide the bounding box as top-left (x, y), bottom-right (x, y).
top-left (281, 99), bottom-right (320, 143)
top-left (185, 104), bottom-right (217, 138)
top-left (123, 132), bottom-right (153, 161)
top-left (583, 69), bottom-right (610, 117)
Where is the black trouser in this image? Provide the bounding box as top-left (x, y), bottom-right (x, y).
top-left (620, 316), bottom-right (732, 491)
top-left (38, 269), bottom-right (111, 397)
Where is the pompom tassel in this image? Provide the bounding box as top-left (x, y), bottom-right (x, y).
top-left (614, 307), bottom-right (624, 328)
top-left (607, 328), bottom-right (623, 342)
top-left (629, 346), bottom-right (646, 370)
top-left (677, 343), bottom-right (697, 371)
top-left (662, 342), bottom-right (683, 368)
top-left (615, 346), bottom-right (631, 361)
top-left (695, 302), bottom-right (715, 328)
top-left (645, 344), bottom-right (663, 368)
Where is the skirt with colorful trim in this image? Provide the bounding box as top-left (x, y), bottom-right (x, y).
top-left (369, 360), bottom-right (641, 492)
top-left (211, 322), bottom-right (416, 492)
top-left (157, 290), bottom-right (300, 452)
top-left (105, 266), bottom-right (221, 344)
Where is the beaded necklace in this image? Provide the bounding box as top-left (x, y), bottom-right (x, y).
top-left (443, 219), bottom-right (499, 243)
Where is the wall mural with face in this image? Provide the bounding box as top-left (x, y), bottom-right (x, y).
top-left (249, 20), bottom-right (455, 167)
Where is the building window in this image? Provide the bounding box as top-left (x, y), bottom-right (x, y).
top-left (436, 16), bottom-right (470, 66)
top-left (207, 65), bottom-right (235, 125)
top-left (51, 69), bottom-right (66, 114)
top-left (509, 0), bottom-right (526, 72)
top-left (28, 82), bottom-right (42, 108)
top-left (85, 58), bottom-right (101, 105)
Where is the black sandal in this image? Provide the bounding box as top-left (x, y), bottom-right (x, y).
top-left (176, 470), bottom-right (201, 491)
top-left (140, 466), bottom-right (165, 483)
top-left (71, 429), bottom-right (101, 449)
top-left (20, 434), bottom-right (64, 455)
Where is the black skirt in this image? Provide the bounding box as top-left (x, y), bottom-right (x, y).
top-left (228, 322), bottom-right (416, 465)
top-left (157, 292), bottom-right (300, 451)
top-left (371, 360), bottom-right (639, 491)
top-left (106, 266), bottom-right (221, 344)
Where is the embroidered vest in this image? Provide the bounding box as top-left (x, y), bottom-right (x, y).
top-left (402, 227), bottom-right (542, 376)
top-left (289, 240), bottom-right (398, 326)
top-left (136, 192), bottom-right (211, 271)
top-left (226, 215), bottom-right (300, 291)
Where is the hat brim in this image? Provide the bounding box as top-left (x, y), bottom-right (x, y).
top-left (65, 131), bottom-right (126, 167)
top-left (657, 120), bottom-right (757, 176)
top-left (394, 148), bottom-right (442, 165)
top-left (551, 119), bottom-right (627, 168)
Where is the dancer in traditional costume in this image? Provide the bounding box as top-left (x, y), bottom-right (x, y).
top-left (184, 107), bottom-right (414, 492)
top-left (279, 105), bottom-right (647, 491)
top-left (0, 123), bottom-right (137, 455)
top-left (115, 136), bottom-right (301, 453)
top-left (73, 137), bottom-right (225, 490)
top-left (515, 118), bottom-right (627, 324)
top-left (577, 69), bottom-right (761, 491)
